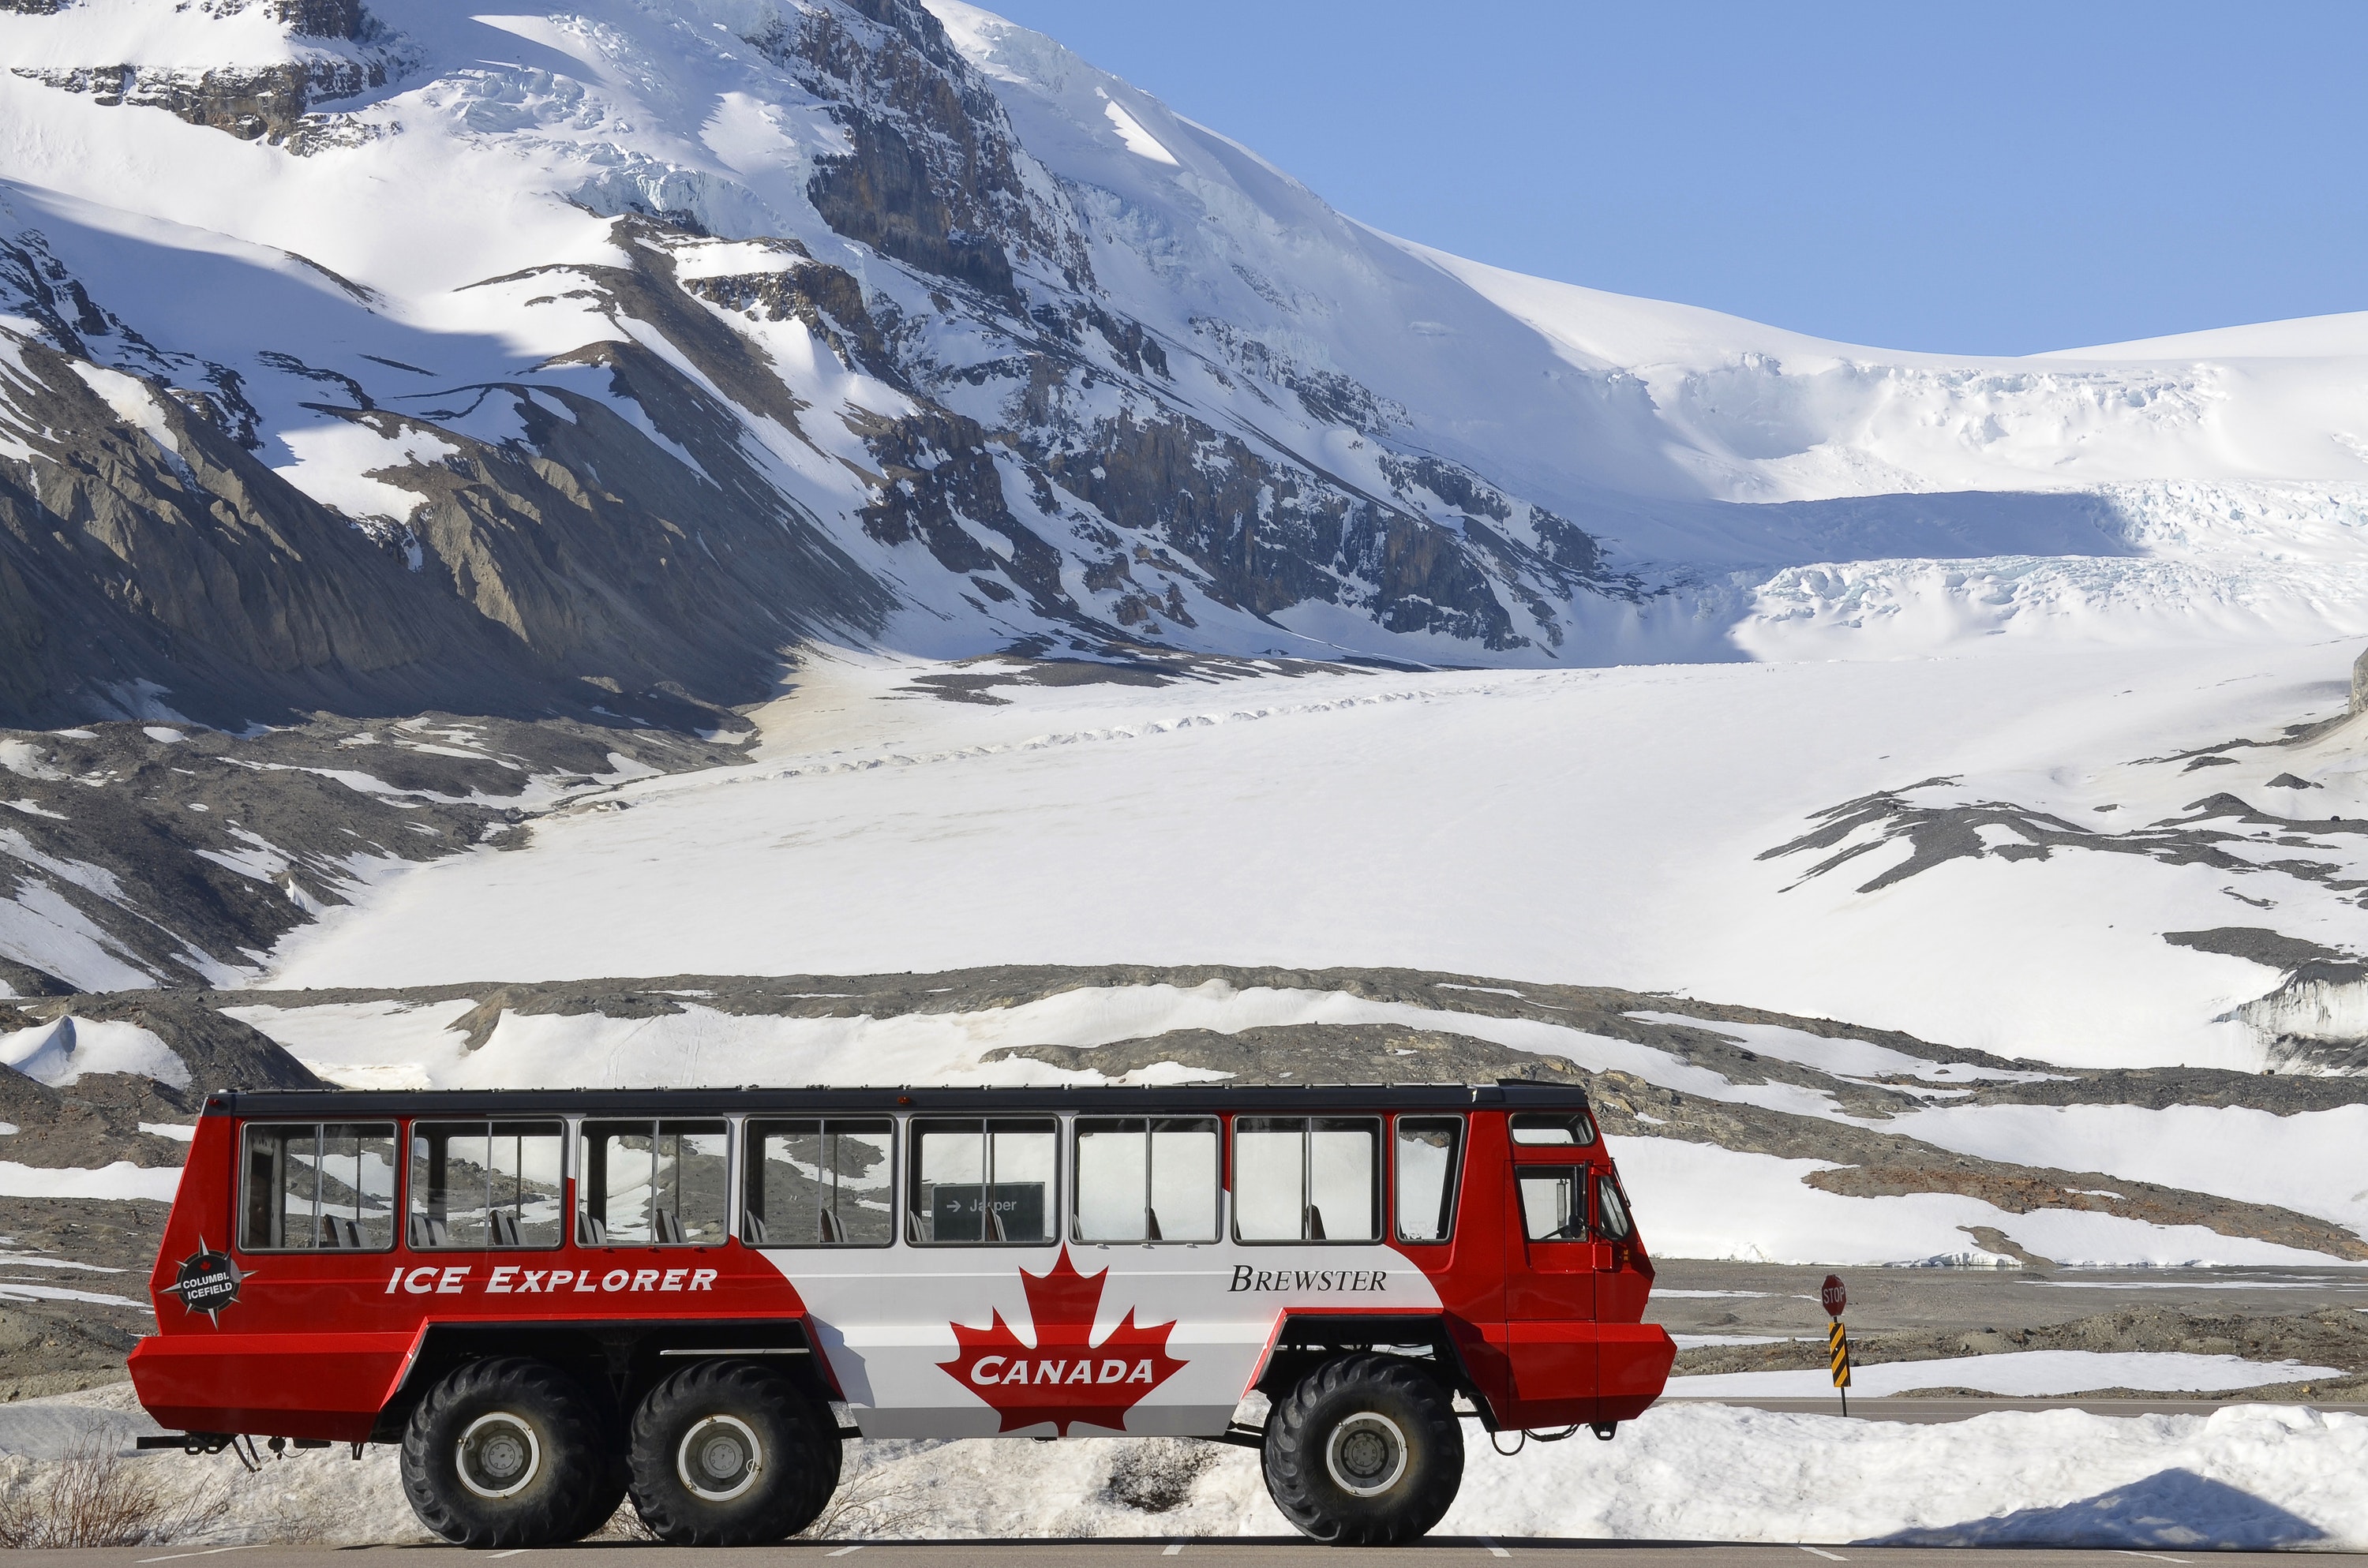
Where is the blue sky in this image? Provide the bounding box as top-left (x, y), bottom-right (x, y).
top-left (977, 1), bottom-right (2366, 357)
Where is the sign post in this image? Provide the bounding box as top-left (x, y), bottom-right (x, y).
top-left (1822, 1274), bottom-right (1850, 1416)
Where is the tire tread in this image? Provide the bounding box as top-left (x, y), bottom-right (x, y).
top-left (1263, 1353), bottom-right (1463, 1546)
top-left (399, 1357), bottom-right (607, 1549)
top-left (628, 1359), bottom-right (841, 1546)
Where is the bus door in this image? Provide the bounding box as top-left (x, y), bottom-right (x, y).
top-left (1500, 1114), bottom-right (1601, 1420)
top-left (1592, 1169), bottom-right (1653, 1320)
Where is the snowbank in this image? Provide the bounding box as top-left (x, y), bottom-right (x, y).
top-left (5, 1385), bottom-right (2362, 1549)
top-left (0, 1015), bottom-right (189, 1088)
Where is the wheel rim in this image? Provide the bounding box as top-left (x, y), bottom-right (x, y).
top-left (455, 1412), bottom-right (542, 1499)
top-left (676, 1413), bottom-right (764, 1503)
top-left (1324, 1411), bottom-right (1410, 1499)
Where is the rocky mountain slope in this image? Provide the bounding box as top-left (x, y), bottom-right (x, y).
top-left (2, 0), bottom-right (2366, 728)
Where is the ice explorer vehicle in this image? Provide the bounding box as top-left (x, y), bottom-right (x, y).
top-left (130, 1080), bottom-right (1673, 1546)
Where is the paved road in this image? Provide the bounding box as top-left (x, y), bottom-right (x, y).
top-left (14, 1548), bottom-right (2361, 1568)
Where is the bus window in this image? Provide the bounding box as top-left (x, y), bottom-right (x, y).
top-left (1508, 1111), bottom-right (1599, 1147)
top-left (1073, 1117), bottom-right (1218, 1243)
top-left (744, 1119), bottom-right (894, 1247)
top-left (238, 1122), bottom-right (397, 1252)
top-left (407, 1121), bottom-right (564, 1249)
top-left (909, 1118), bottom-right (1056, 1244)
top-left (1233, 1117), bottom-right (1380, 1243)
top-left (1516, 1168), bottom-right (1587, 1241)
top-left (1393, 1116), bottom-right (1463, 1243)
top-left (579, 1121), bottom-right (729, 1246)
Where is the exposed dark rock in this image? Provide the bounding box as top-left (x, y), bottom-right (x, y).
top-left (0, 1193), bottom-right (170, 1401)
top-left (11, 54), bottom-right (399, 145)
top-left (759, 0), bottom-right (1085, 300)
top-left (1763, 782), bottom-right (2367, 897)
top-left (0, 219), bottom-right (899, 729)
top-left (853, 406), bottom-right (1072, 616)
top-left (444, 983), bottom-right (692, 1051)
top-left (0, 957), bottom-right (73, 999)
top-left (0, 1065), bottom-right (193, 1169)
top-left (1027, 402), bottom-right (1524, 648)
top-left (986, 1024), bottom-right (1594, 1087)
top-left (274, 0), bottom-right (363, 39)
top-left (681, 252), bottom-right (903, 387)
top-left (0, 334), bottom-right (560, 729)
top-left (2165, 926), bottom-right (2354, 971)
top-left (1960, 1063), bottom-right (2368, 1114)
top-left (0, 1057), bottom-right (64, 1126)
top-left (1954, 1224), bottom-right (2053, 1269)
top-left (807, 114), bottom-right (1017, 301)
top-left (1798, 1160), bottom-right (2361, 1260)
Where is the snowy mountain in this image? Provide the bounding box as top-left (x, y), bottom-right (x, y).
top-left (4, 0), bottom-right (2368, 728)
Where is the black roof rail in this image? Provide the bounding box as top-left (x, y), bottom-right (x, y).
top-left (200, 1079), bottom-right (1590, 1117)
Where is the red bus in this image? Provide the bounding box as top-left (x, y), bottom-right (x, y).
top-left (130, 1080), bottom-right (1673, 1547)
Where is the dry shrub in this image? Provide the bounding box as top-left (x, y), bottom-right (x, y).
top-left (800, 1461), bottom-right (929, 1540)
top-left (591, 1498), bottom-right (658, 1540)
top-left (0, 1431), bottom-right (231, 1548)
top-left (1105, 1439), bottom-right (1217, 1514)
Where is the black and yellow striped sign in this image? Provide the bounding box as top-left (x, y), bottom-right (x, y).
top-left (1827, 1319), bottom-right (1852, 1388)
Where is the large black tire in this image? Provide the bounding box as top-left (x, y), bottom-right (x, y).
top-left (558, 1418), bottom-right (631, 1541)
top-left (400, 1357), bottom-right (611, 1548)
top-left (628, 1359), bottom-right (842, 1545)
top-left (1263, 1354), bottom-right (1464, 1546)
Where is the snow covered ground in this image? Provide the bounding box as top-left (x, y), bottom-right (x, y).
top-left (1603, 1140), bottom-right (2341, 1270)
top-left (260, 640), bottom-right (2366, 1072)
top-left (0, 1161), bottom-right (178, 1202)
top-left (1888, 1102), bottom-right (2368, 1239)
top-left (193, 634), bottom-right (2367, 1268)
top-left (3, 1385), bottom-right (2362, 1549)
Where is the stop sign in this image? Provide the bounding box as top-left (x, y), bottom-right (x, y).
top-left (1821, 1274), bottom-right (1847, 1316)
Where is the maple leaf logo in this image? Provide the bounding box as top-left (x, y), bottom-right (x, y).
top-left (938, 1248), bottom-right (1187, 1435)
